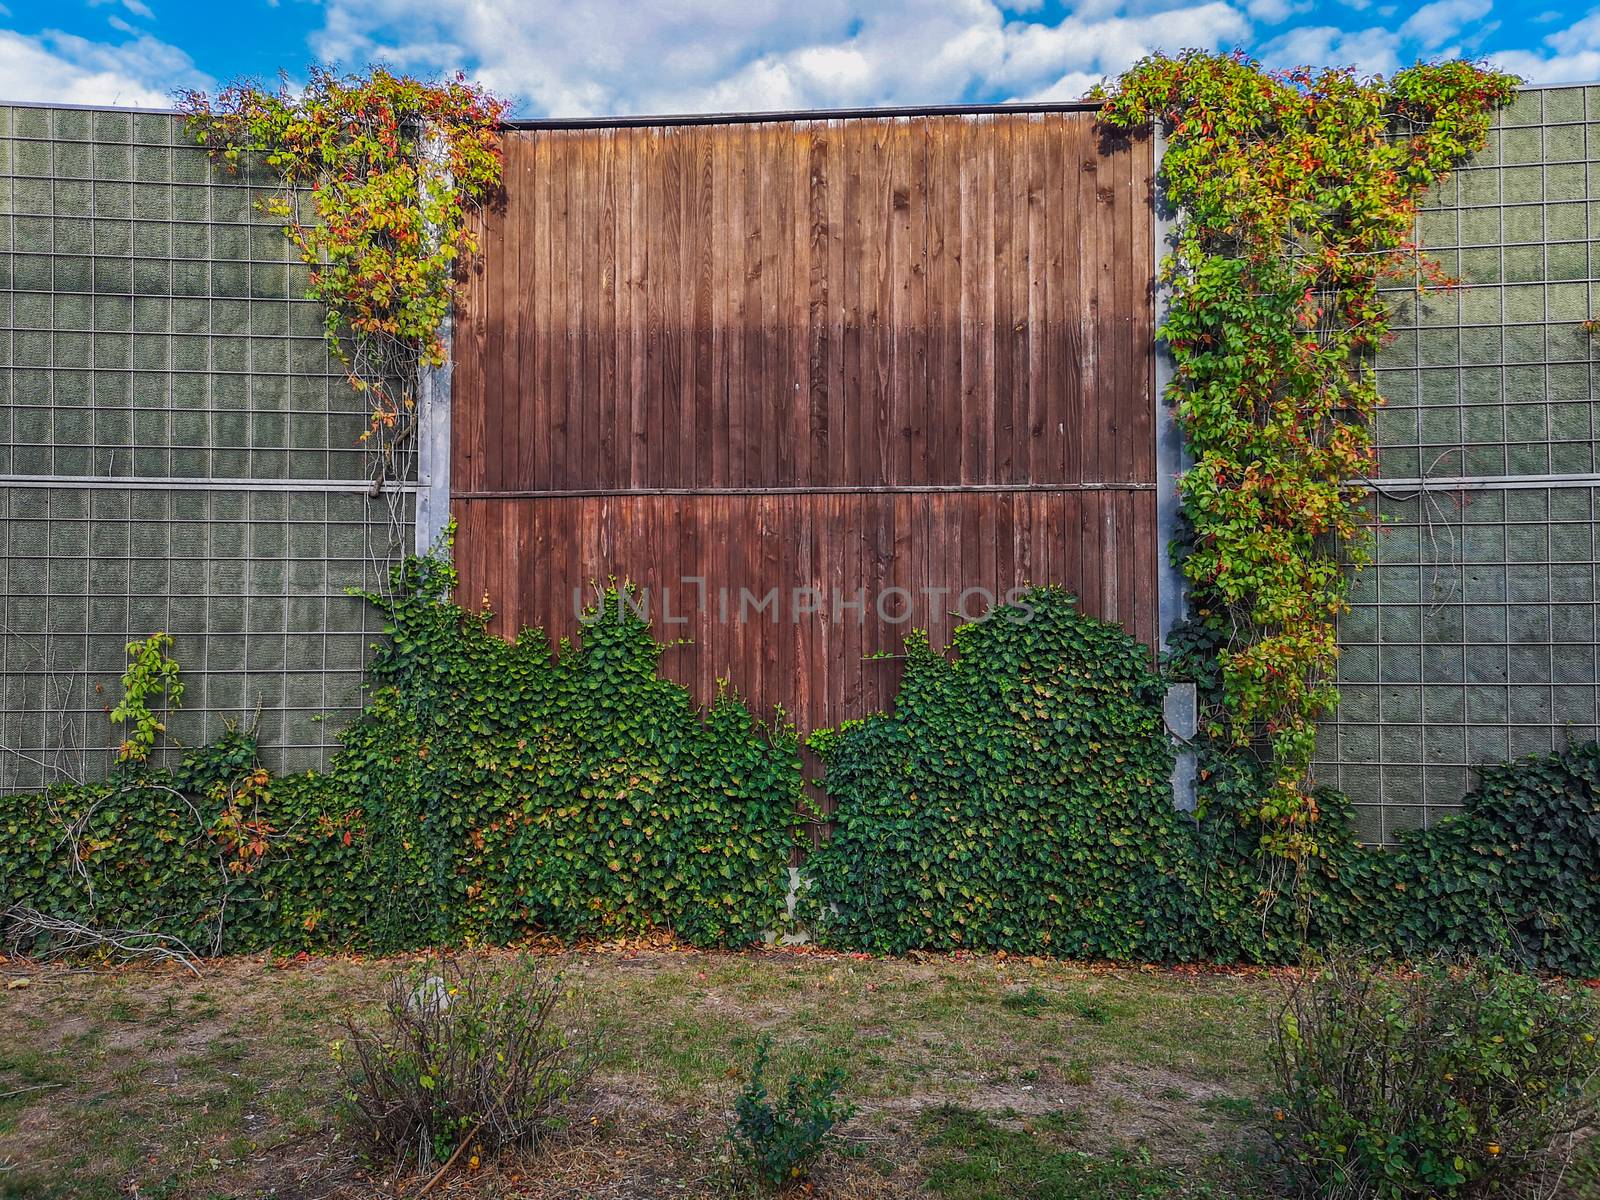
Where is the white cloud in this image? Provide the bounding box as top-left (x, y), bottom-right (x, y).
top-left (1000, 2), bottom-right (1249, 97)
top-left (1246, 0), bottom-right (1311, 24)
top-left (1259, 23), bottom-right (1404, 76)
top-left (1398, 0), bottom-right (1491, 50)
top-left (310, 0), bottom-right (1249, 116)
top-left (0, 28), bottom-right (207, 107)
top-left (1491, 11), bottom-right (1600, 84)
top-left (88, 0), bottom-right (158, 21)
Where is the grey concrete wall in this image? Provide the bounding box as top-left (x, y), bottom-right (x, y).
top-left (0, 103), bottom-right (408, 791)
top-left (1317, 85), bottom-right (1600, 841)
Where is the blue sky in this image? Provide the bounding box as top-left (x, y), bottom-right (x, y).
top-left (0, 0), bottom-right (1596, 116)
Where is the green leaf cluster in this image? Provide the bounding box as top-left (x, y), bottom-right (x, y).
top-left (1273, 956), bottom-right (1600, 1198)
top-left (178, 67), bottom-right (507, 486)
top-left (107, 631), bottom-right (183, 763)
top-left (326, 550), bottom-right (802, 950)
top-left (1098, 52), bottom-right (1520, 852)
top-left (1, 564), bottom-right (1594, 971)
top-left (727, 1036), bottom-right (856, 1189)
top-left (803, 589), bottom-right (1198, 959)
top-left (0, 548), bottom-right (801, 954)
top-left (800, 590), bottom-right (1600, 974)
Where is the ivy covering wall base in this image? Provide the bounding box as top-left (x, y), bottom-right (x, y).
top-left (2, 564), bottom-right (1595, 973)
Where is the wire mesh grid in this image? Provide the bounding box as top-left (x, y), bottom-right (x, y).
top-left (1317, 85), bottom-right (1600, 842)
top-left (0, 104), bottom-right (412, 791)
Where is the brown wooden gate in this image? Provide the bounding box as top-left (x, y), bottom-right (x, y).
top-left (451, 107), bottom-right (1157, 736)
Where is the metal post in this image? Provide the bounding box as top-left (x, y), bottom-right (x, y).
top-left (415, 320), bottom-right (453, 556)
top-left (1151, 126), bottom-right (1198, 812)
top-left (414, 136), bottom-right (454, 558)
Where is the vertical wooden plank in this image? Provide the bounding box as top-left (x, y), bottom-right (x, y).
top-left (805, 122), bottom-right (831, 491)
top-left (764, 123), bottom-right (789, 488)
top-left (793, 488), bottom-right (814, 736)
top-left (598, 129), bottom-right (621, 489)
top-left (1013, 486), bottom-right (1032, 594)
top-left (1064, 116), bottom-right (1086, 487)
top-left (846, 494), bottom-right (866, 717)
top-left (1107, 133), bottom-right (1133, 486)
top-left (579, 133), bottom-right (602, 492)
top-left (1063, 490), bottom-right (1081, 616)
top-left (840, 122), bottom-right (864, 489)
top-left (708, 126), bottom-right (729, 489)
top-left (926, 119), bottom-right (955, 489)
top-left (531, 132), bottom-right (554, 493)
top-left (1032, 488), bottom-right (1051, 600)
top-left (826, 119), bottom-right (847, 490)
top-left (995, 489), bottom-right (1015, 615)
top-left (482, 141), bottom-right (507, 494)
top-left (974, 115), bottom-right (996, 486)
top-left (957, 117), bottom-right (980, 486)
top-left (451, 201), bottom-right (482, 492)
top-left (1081, 490), bottom-right (1102, 622)
top-left (664, 128), bottom-right (687, 490)
top-left (642, 127), bottom-right (663, 490)
top-left (1024, 116), bottom-right (1047, 486)
top-left (866, 117), bottom-right (892, 489)
top-left (992, 116), bottom-right (1015, 486)
top-left (739, 124), bottom-right (762, 489)
top-left (790, 123), bottom-right (812, 490)
top-left (906, 118), bottom-right (929, 488)
top-left (506, 134), bottom-right (524, 491)
top-left (1089, 118), bottom-right (1114, 487)
top-left (1101, 492), bottom-right (1119, 628)
top-left (968, 489), bottom-right (991, 622)
top-left (868, 493), bottom-right (894, 703)
top-left (825, 493), bottom-right (846, 729)
top-left (885, 119), bottom-right (911, 488)
top-left (1136, 135), bottom-right (1156, 487)
top-left (691, 128), bottom-right (714, 489)
top-left (761, 493), bottom-right (781, 719)
top-left (550, 132), bottom-right (575, 492)
top-left (1117, 491), bottom-right (1136, 636)
top-left (889, 487), bottom-right (913, 685)
top-left (1008, 116), bottom-right (1030, 489)
top-left (1132, 134), bottom-right (1155, 485)
top-left (626, 129), bottom-right (648, 490)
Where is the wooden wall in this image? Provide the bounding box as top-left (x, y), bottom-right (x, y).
top-left (452, 110), bottom-right (1157, 736)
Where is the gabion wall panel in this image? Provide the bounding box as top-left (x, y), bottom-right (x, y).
top-left (1318, 85), bottom-right (1600, 842)
top-left (0, 103), bottom-right (410, 792)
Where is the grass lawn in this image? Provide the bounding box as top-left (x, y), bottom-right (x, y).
top-left (0, 945), bottom-right (1396, 1198)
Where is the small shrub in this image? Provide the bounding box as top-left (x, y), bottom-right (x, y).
top-left (728, 1036), bottom-right (856, 1188)
top-left (1272, 954), bottom-right (1600, 1199)
top-left (333, 955), bottom-right (593, 1171)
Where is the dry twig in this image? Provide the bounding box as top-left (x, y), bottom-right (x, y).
top-left (1, 904), bottom-right (202, 977)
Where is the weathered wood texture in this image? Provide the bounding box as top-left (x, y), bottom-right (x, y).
top-left (452, 111), bottom-right (1156, 737)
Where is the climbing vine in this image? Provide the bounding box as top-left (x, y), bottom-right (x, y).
top-left (178, 68), bottom-right (506, 494)
top-left (2, 573), bottom-right (1597, 972)
top-left (1099, 53), bottom-right (1517, 854)
top-left (109, 632), bottom-right (183, 763)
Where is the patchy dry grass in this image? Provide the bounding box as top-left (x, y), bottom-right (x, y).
top-left (0, 946), bottom-right (1288, 1199)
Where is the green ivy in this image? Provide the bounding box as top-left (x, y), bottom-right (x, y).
top-left (802, 589), bottom-right (1200, 960)
top-left (0, 568), bottom-right (1595, 970)
top-left (0, 548), bottom-right (801, 954)
top-left (1098, 53), bottom-right (1518, 853)
top-left (801, 591), bottom-right (1600, 974)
